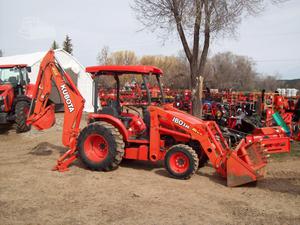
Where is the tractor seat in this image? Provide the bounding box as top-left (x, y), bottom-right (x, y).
top-left (99, 106), bottom-right (119, 118)
top-left (8, 77), bottom-right (18, 87)
top-left (98, 100), bottom-right (121, 118)
top-left (98, 101), bottom-right (133, 128)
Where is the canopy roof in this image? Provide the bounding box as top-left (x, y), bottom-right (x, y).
top-left (86, 65), bottom-right (163, 76)
top-left (0, 64), bottom-right (27, 68)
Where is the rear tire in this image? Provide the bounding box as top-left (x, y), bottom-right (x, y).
top-left (15, 101), bottom-right (31, 133)
top-left (77, 122), bottom-right (124, 171)
top-left (165, 144), bottom-right (199, 179)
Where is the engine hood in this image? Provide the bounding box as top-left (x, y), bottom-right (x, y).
top-left (162, 104), bottom-right (204, 125)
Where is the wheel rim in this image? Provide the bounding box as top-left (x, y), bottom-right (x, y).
top-left (169, 152), bottom-right (190, 174)
top-left (83, 134), bottom-right (109, 162)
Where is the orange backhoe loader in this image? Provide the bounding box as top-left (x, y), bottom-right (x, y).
top-left (28, 50), bottom-right (281, 187)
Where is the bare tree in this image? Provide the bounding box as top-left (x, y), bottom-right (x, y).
top-left (97, 48), bottom-right (138, 65)
top-left (209, 52), bottom-right (257, 91)
top-left (110, 50), bottom-right (138, 65)
top-left (95, 47), bottom-right (281, 92)
top-left (97, 46), bottom-right (111, 65)
top-left (0, 49), bottom-right (3, 57)
top-left (256, 74), bottom-right (280, 91)
top-left (140, 54), bottom-right (190, 88)
top-left (132, 0), bottom-right (284, 116)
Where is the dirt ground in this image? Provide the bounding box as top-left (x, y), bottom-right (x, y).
top-left (0, 114), bottom-right (300, 225)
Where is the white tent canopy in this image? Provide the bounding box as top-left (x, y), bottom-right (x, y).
top-left (0, 49), bottom-right (94, 112)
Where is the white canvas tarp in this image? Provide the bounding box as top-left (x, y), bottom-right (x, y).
top-left (0, 49), bottom-right (94, 112)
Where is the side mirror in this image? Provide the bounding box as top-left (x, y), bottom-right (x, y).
top-left (26, 67), bottom-right (32, 73)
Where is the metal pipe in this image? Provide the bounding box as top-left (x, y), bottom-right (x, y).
top-left (157, 75), bottom-right (165, 104)
top-left (142, 75), bottom-right (151, 105)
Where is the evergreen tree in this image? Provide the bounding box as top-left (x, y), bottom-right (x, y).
top-left (63, 35), bottom-right (73, 55)
top-left (51, 40), bottom-right (59, 50)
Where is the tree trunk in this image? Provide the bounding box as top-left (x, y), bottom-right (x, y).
top-left (199, 76), bottom-right (204, 117)
top-left (190, 65), bottom-right (201, 117)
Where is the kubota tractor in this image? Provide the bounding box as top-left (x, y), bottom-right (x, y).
top-left (28, 50), bottom-right (288, 187)
top-left (0, 64), bottom-right (33, 132)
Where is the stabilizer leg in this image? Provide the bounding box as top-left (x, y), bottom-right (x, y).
top-left (52, 148), bottom-right (77, 172)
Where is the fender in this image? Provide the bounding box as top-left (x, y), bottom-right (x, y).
top-left (0, 84), bottom-right (14, 111)
top-left (88, 113), bottom-right (129, 140)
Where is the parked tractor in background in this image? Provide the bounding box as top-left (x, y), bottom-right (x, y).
top-left (172, 88), bottom-right (300, 142)
top-left (99, 83), bottom-right (173, 106)
top-left (263, 92), bottom-right (300, 140)
top-left (0, 64), bottom-right (33, 132)
top-left (173, 89), bottom-right (192, 113)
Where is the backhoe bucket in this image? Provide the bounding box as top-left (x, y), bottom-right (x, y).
top-left (226, 141), bottom-right (267, 187)
top-left (27, 104), bottom-right (56, 130)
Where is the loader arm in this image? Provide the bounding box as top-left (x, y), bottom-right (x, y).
top-left (150, 104), bottom-right (268, 187)
top-left (27, 50), bottom-right (85, 171)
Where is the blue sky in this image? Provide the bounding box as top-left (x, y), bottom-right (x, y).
top-left (0, 0), bottom-right (299, 79)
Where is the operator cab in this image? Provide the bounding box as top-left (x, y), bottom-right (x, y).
top-left (0, 64), bottom-right (31, 95)
top-left (86, 65), bottom-right (165, 138)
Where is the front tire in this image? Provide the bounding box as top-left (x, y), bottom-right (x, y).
top-left (165, 144), bottom-right (199, 179)
top-left (77, 122), bottom-right (125, 171)
top-left (15, 101), bottom-right (31, 133)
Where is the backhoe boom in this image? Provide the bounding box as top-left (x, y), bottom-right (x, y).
top-left (27, 50), bottom-right (85, 170)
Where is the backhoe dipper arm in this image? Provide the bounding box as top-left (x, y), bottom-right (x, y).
top-left (27, 50), bottom-right (85, 171)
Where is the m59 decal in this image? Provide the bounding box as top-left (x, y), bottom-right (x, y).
top-left (172, 117), bottom-right (190, 129)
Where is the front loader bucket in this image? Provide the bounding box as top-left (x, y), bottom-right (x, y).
top-left (226, 141), bottom-right (267, 187)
